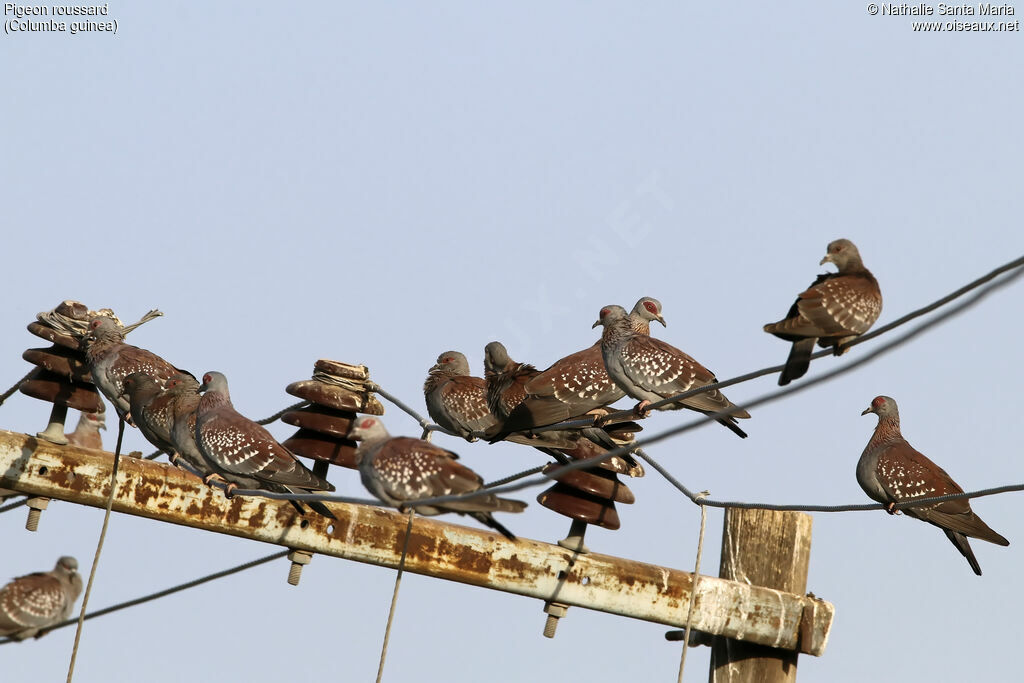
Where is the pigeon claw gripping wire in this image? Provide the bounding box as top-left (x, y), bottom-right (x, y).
top-left (25, 497), bottom-right (49, 532)
top-left (286, 549), bottom-right (313, 586)
top-left (542, 601), bottom-right (569, 638)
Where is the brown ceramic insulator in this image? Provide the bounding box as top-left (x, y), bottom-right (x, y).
top-left (282, 429), bottom-right (358, 469)
top-left (22, 347), bottom-right (92, 383)
top-left (26, 322), bottom-right (80, 351)
top-left (280, 405), bottom-right (356, 439)
top-left (286, 380), bottom-right (385, 416)
top-left (542, 464), bottom-right (635, 504)
top-left (313, 359), bottom-right (369, 381)
top-left (20, 372), bottom-right (104, 412)
top-left (558, 438), bottom-right (641, 477)
top-left (537, 485), bottom-right (621, 530)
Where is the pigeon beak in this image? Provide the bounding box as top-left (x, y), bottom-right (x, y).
top-left (820, 254), bottom-right (833, 266)
top-left (656, 315), bottom-right (667, 327)
top-left (592, 319), bottom-right (602, 329)
top-left (99, 423), bottom-right (107, 431)
top-left (861, 406), bottom-right (873, 416)
top-left (198, 382), bottom-right (209, 393)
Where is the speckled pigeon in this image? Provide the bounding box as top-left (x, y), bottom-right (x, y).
top-left (82, 317), bottom-right (189, 422)
top-left (597, 305), bottom-right (750, 437)
top-left (0, 556), bottom-right (82, 641)
top-left (424, 351), bottom-right (499, 441)
top-left (485, 297), bottom-right (665, 442)
top-left (194, 371), bottom-right (336, 518)
top-left (347, 416), bottom-right (526, 540)
top-left (64, 410), bottom-right (106, 450)
top-left (764, 238), bottom-right (882, 385)
top-left (121, 372), bottom-right (215, 478)
top-left (858, 395), bottom-right (1008, 575)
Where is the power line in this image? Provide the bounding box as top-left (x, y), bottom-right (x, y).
top-left (0, 551), bottom-right (288, 646)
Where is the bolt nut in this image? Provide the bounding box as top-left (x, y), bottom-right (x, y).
top-left (286, 550), bottom-right (313, 586)
top-left (25, 497), bottom-right (50, 532)
top-left (542, 601), bottom-right (569, 639)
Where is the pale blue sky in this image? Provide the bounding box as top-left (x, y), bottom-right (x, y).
top-left (2, 3), bottom-right (1022, 681)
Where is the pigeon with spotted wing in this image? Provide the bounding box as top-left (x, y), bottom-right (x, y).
top-left (858, 395), bottom-right (1008, 575)
top-left (81, 317), bottom-right (188, 422)
top-left (347, 416), bottom-right (526, 539)
top-left (195, 371), bottom-right (335, 518)
top-left (597, 305), bottom-right (750, 437)
top-left (485, 297), bottom-right (665, 442)
top-left (764, 238), bottom-right (882, 385)
top-left (0, 556), bottom-right (82, 641)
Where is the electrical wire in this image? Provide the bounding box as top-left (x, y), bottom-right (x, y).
top-left (0, 551), bottom-right (288, 646)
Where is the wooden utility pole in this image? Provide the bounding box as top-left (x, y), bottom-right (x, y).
top-left (710, 508), bottom-right (814, 683)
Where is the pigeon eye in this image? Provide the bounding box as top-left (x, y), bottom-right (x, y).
top-left (361, 418), bottom-right (375, 428)
top-left (644, 301), bottom-right (657, 314)
top-left (600, 308), bottom-right (610, 318)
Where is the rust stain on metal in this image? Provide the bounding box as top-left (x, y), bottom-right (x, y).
top-left (0, 429), bottom-right (835, 656)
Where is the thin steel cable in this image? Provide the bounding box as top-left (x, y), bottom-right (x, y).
top-left (0, 368), bottom-right (37, 408)
top-left (66, 418), bottom-right (123, 683)
top-left (376, 509), bottom-right (415, 683)
top-left (256, 400), bottom-right (307, 425)
top-left (0, 551), bottom-right (287, 646)
top-left (532, 254), bottom-right (1024, 433)
top-left (677, 498), bottom-right (709, 683)
top-left (0, 497), bottom-right (28, 514)
top-left (484, 465), bottom-right (548, 489)
top-left (382, 261), bottom-right (1024, 512)
top-left (82, 257), bottom-right (1024, 516)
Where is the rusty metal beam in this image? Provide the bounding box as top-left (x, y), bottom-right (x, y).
top-left (0, 429), bottom-right (833, 655)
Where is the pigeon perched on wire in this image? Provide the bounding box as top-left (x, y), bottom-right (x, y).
top-left (764, 238), bottom-right (882, 385)
top-left (0, 556), bottom-right (82, 641)
top-left (194, 371), bottom-right (336, 519)
top-left (81, 317), bottom-right (188, 423)
top-left (858, 395), bottom-right (1008, 575)
top-left (597, 305), bottom-right (749, 437)
top-left (347, 416), bottom-right (526, 540)
top-left (485, 296), bottom-right (665, 443)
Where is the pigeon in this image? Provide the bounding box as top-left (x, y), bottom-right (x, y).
top-left (485, 297), bottom-right (665, 442)
top-left (858, 395), bottom-right (1008, 575)
top-left (597, 305), bottom-right (750, 437)
top-left (194, 371), bottom-right (336, 518)
top-left (764, 238), bottom-right (882, 385)
top-left (347, 416), bottom-right (526, 539)
top-left (120, 372), bottom-right (216, 477)
top-left (424, 351), bottom-right (499, 441)
top-left (64, 410), bottom-right (106, 450)
top-left (0, 556), bottom-right (82, 641)
top-left (81, 317), bottom-right (188, 422)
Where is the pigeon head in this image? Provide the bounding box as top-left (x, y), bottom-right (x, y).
top-left (120, 372), bottom-right (162, 400)
top-left (631, 296), bottom-right (666, 327)
top-left (429, 351), bottom-right (471, 376)
top-left (56, 556), bottom-right (79, 573)
top-left (483, 341), bottom-right (511, 375)
top-left (83, 317), bottom-right (123, 345)
top-left (346, 416), bottom-right (390, 442)
top-left (861, 395), bottom-right (898, 419)
top-left (82, 411), bottom-right (106, 431)
top-left (820, 238), bottom-right (865, 272)
top-left (198, 371), bottom-right (229, 395)
top-left (166, 372), bottom-right (200, 392)
top-left (592, 304), bottom-right (628, 329)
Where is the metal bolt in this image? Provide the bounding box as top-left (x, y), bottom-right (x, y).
top-left (25, 497), bottom-right (50, 532)
top-left (542, 601), bottom-right (568, 638)
top-left (286, 549), bottom-right (313, 586)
